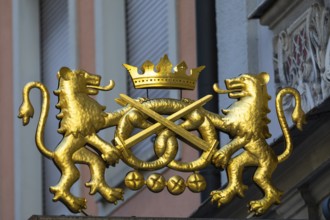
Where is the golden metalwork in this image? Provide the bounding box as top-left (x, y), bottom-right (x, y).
top-left (18, 58), bottom-right (305, 216)
top-left (146, 173), bottom-right (166, 192)
top-left (125, 171), bottom-right (145, 190)
top-left (186, 173), bottom-right (206, 193)
top-left (124, 55), bottom-right (204, 90)
top-left (210, 72), bottom-right (306, 215)
top-left (167, 175), bottom-right (186, 195)
top-left (18, 67), bottom-right (124, 213)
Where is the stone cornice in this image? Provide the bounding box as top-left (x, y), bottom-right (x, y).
top-left (250, 0), bottom-right (310, 28)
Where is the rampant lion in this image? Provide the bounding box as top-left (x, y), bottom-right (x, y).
top-left (18, 67), bottom-right (127, 213)
top-left (209, 72), bottom-right (305, 215)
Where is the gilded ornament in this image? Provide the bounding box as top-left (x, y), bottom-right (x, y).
top-left (167, 175), bottom-right (186, 195)
top-left (186, 173), bottom-right (206, 193)
top-left (211, 72), bottom-right (306, 215)
top-left (18, 56), bottom-right (306, 216)
top-left (125, 171), bottom-right (145, 190)
top-left (146, 173), bottom-right (166, 193)
top-left (124, 55), bottom-right (204, 90)
top-left (18, 67), bottom-right (123, 213)
top-left (114, 94), bottom-right (219, 171)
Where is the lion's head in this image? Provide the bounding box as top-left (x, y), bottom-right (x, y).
top-left (224, 72), bottom-right (270, 100)
top-left (219, 72), bottom-right (272, 140)
top-left (55, 67), bottom-right (105, 96)
top-left (54, 67), bottom-right (114, 137)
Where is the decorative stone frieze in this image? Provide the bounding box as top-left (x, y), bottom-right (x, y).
top-left (273, 3), bottom-right (330, 112)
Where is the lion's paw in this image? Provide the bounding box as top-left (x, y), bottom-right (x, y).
top-left (86, 181), bottom-right (124, 204)
top-left (70, 197), bottom-right (87, 213)
top-left (50, 186), bottom-right (87, 213)
top-left (248, 189), bottom-right (282, 215)
top-left (210, 190), bottom-right (231, 207)
top-left (99, 186), bottom-right (124, 204)
top-left (101, 148), bottom-right (121, 165)
top-left (248, 200), bottom-right (268, 216)
top-left (212, 150), bottom-right (230, 169)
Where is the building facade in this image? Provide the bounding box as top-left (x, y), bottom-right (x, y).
top-left (0, 0), bottom-right (329, 219)
top-left (193, 0), bottom-right (330, 219)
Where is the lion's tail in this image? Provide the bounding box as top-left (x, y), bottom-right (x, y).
top-left (276, 88), bottom-right (306, 163)
top-left (18, 82), bottom-right (54, 159)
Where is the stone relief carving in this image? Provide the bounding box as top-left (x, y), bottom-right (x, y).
top-left (274, 3), bottom-right (330, 112)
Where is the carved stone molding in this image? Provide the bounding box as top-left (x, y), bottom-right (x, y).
top-left (273, 3), bottom-right (330, 112)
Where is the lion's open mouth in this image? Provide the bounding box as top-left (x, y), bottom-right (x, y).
top-left (84, 75), bottom-right (100, 95)
top-left (224, 79), bottom-right (247, 98)
top-left (85, 74), bottom-right (101, 87)
top-left (225, 79), bottom-right (245, 90)
top-left (86, 80), bottom-right (115, 91)
top-left (83, 73), bottom-right (115, 93)
top-left (213, 80), bottom-right (243, 94)
top-left (87, 80), bottom-right (115, 91)
top-left (213, 79), bottom-right (246, 99)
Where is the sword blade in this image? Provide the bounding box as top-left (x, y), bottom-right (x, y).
top-left (119, 94), bottom-right (212, 151)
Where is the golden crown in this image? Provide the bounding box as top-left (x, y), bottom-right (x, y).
top-left (123, 55), bottom-right (205, 90)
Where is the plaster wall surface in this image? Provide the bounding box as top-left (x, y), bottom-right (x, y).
top-left (215, 0), bottom-right (283, 149)
top-left (12, 0), bottom-right (43, 219)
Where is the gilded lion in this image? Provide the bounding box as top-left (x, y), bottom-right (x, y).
top-left (210, 72), bottom-right (305, 215)
top-left (18, 67), bottom-right (126, 212)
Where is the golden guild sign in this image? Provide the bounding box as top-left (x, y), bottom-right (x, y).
top-left (18, 55), bottom-right (306, 216)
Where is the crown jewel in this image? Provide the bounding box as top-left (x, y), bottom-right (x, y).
top-left (124, 55), bottom-right (205, 90)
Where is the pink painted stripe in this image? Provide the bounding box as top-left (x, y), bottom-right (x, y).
top-left (0, 0), bottom-right (15, 219)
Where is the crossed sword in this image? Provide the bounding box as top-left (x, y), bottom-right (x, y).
top-left (115, 94), bottom-right (218, 159)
